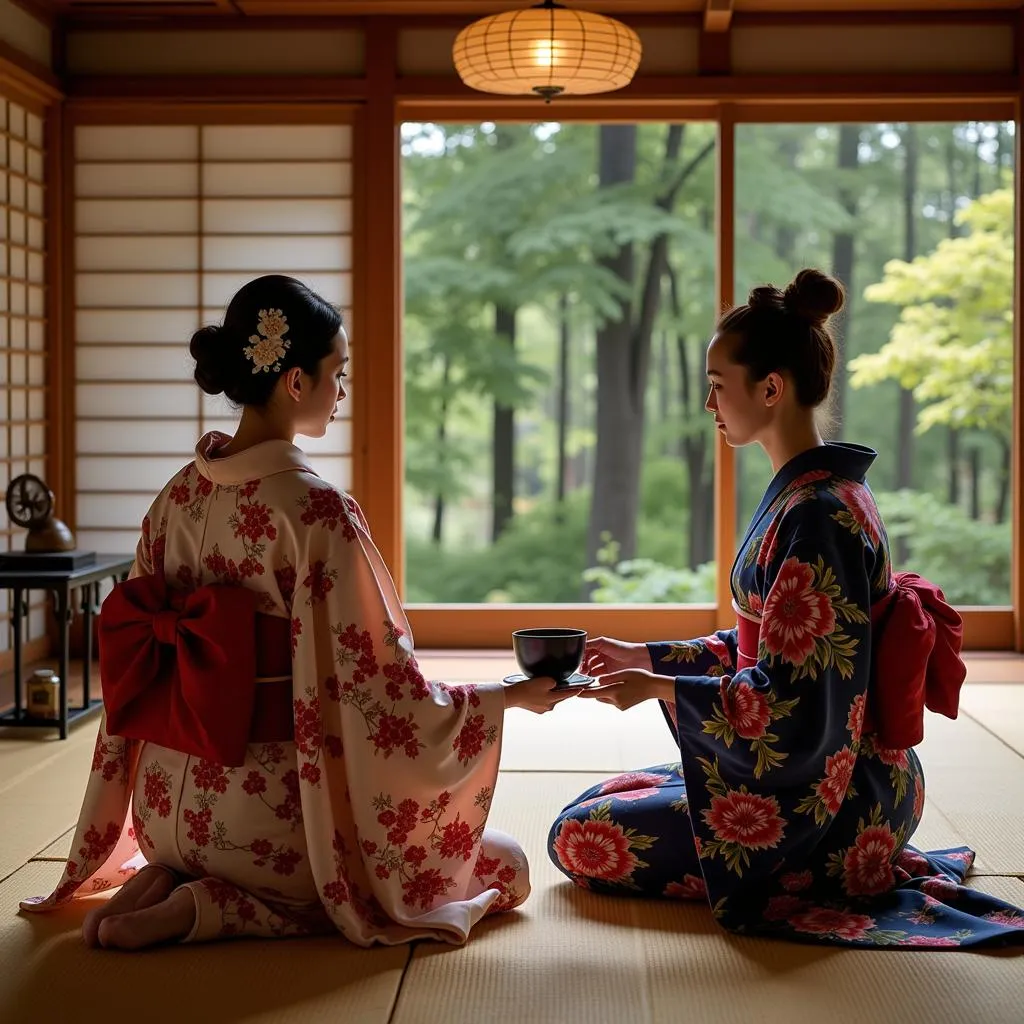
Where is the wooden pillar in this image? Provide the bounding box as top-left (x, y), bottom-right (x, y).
top-left (353, 19), bottom-right (404, 591)
top-left (713, 106), bottom-right (737, 629)
top-left (1013, 17), bottom-right (1024, 650)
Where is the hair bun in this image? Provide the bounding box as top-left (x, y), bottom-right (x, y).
top-left (747, 284), bottom-right (786, 313)
top-left (189, 324), bottom-right (234, 397)
top-left (783, 268), bottom-right (845, 326)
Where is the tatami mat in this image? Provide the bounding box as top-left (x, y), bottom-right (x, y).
top-left (1, 655), bottom-right (1022, 1024)
top-left (32, 828), bottom-right (73, 861)
top-left (962, 654), bottom-right (1024, 685)
top-left (500, 699), bottom-right (679, 772)
top-left (500, 692), bottom-right (1022, 875)
top-left (960, 683), bottom-right (1024, 757)
top-left (916, 713), bottom-right (1024, 874)
top-left (0, 724), bottom-right (96, 883)
top-left (0, 860), bottom-right (408, 1024)
top-left (398, 772), bottom-right (1024, 1024)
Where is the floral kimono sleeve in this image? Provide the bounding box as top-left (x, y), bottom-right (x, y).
top-left (648, 629), bottom-right (737, 677)
top-left (19, 531), bottom-right (156, 914)
top-left (671, 494), bottom-right (872, 904)
top-left (289, 486), bottom-right (509, 947)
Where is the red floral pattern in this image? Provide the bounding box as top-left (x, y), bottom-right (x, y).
top-left (553, 817), bottom-right (641, 882)
top-left (756, 519), bottom-right (781, 569)
top-left (168, 464), bottom-right (214, 523)
top-left (765, 894), bottom-right (809, 921)
top-left (780, 870), bottom-right (813, 893)
top-left (847, 693), bottom-right (866, 743)
top-left (302, 559), bottom-right (337, 603)
top-left (722, 683), bottom-right (772, 740)
top-left (830, 480), bottom-right (883, 546)
top-left (598, 772), bottom-right (666, 799)
top-left (703, 790), bottom-right (785, 851)
top-left (789, 907), bottom-right (875, 941)
top-left (274, 562), bottom-right (297, 605)
top-left (761, 558), bottom-right (837, 667)
top-left (816, 747), bottom-right (857, 815)
top-left (664, 874), bottom-right (706, 900)
top-left (543, 456), bottom-right (1024, 950)
top-left (27, 438), bottom-right (519, 947)
top-left (297, 486), bottom-right (354, 540)
top-left (842, 823), bottom-right (898, 896)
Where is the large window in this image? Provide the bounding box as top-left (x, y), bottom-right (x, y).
top-left (72, 120), bottom-right (354, 555)
top-left (401, 121), bottom-right (716, 605)
top-left (736, 121), bottom-right (1014, 607)
top-left (400, 117), bottom-right (1016, 621)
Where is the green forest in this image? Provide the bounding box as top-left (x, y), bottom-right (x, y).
top-left (401, 120), bottom-right (1014, 607)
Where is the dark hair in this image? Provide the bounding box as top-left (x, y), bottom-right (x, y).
top-left (716, 268), bottom-right (845, 408)
top-left (190, 275), bottom-right (343, 407)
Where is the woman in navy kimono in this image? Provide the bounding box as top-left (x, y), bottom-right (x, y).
top-left (548, 268), bottom-right (1024, 948)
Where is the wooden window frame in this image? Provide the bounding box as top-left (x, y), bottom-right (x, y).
top-left (26, 13), bottom-right (1024, 653)
top-left (379, 67), bottom-right (1024, 654)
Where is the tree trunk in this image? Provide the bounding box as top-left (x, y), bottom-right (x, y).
top-left (947, 428), bottom-right (961, 507)
top-left (830, 124), bottom-right (859, 431)
top-left (658, 328), bottom-right (671, 452)
top-left (774, 134), bottom-right (800, 263)
top-left (585, 124), bottom-right (715, 584)
top-left (994, 121), bottom-right (1008, 185)
top-left (995, 436), bottom-right (1010, 524)
top-left (492, 303), bottom-right (516, 541)
top-left (945, 136), bottom-right (961, 506)
top-left (667, 260), bottom-right (713, 567)
top-left (587, 125), bottom-right (643, 576)
top-left (432, 355), bottom-right (451, 544)
top-left (969, 444), bottom-right (982, 521)
top-left (556, 293), bottom-right (571, 509)
top-left (896, 124), bottom-right (918, 493)
top-left (972, 123), bottom-right (982, 198)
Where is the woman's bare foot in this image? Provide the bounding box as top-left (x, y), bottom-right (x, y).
top-left (82, 865), bottom-right (177, 948)
top-left (95, 887), bottom-right (196, 950)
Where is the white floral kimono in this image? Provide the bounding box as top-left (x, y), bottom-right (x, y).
top-left (20, 432), bottom-right (528, 946)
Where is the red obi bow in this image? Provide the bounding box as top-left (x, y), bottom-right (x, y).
top-left (99, 574), bottom-right (290, 767)
top-left (865, 571), bottom-right (966, 749)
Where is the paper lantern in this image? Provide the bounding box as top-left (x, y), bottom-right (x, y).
top-left (453, 1), bottom-right (642, 102)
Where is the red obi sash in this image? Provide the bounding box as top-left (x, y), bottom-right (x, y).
top-left (99, 574), bottom-right (293, 767)
top-left (735, 571), bottom-right (966, 750)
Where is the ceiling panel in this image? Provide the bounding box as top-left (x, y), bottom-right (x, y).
top-left (35, 0), bottom-right (1024, 16)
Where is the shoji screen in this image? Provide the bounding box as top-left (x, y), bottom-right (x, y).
top-left (74, 121), bottom-right (353, 554)
top-left (0, 95), bottom-right (48, 654)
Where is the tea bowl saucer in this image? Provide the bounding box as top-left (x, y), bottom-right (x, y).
top-left (502, 671), bottom-right (598, 689)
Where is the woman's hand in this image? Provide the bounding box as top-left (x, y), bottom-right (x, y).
top-left (577, 669), bottom-right (671, 711)
top-left (503, 675), bottom-right (583, 714)
top-left (583, 636), bottom-right (651, 677)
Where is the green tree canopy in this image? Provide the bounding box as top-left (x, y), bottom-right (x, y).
top-left (849, 188), bottom-right (1013, 439)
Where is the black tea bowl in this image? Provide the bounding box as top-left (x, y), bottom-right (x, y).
top-left (512, 627), bottom-right (587, 685)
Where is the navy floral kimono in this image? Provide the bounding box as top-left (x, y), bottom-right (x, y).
top-left (549, 443), bottom-right (1024, 948)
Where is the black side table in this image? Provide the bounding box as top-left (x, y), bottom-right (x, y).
top-left (0, 554), bottom-right (134, 739)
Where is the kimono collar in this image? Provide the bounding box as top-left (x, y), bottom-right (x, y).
top-left (193, 431), bottom-right (318, 485)
top-left (745, 442), bottom-right (877, 543)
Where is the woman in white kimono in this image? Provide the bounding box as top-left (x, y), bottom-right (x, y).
top-left (21, 275), bottom-right (575, 950)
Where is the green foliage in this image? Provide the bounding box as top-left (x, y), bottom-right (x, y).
top-left (584, 539), bottom-right (717, 604)
top-left (401, 120), bottom-right (1015, 608)
top-left (405, 494), bottom-right (590, 604)
top-left (875, 490), bottom-right (1011, 604)
top-left (850, 189), bottom-right (1013, 438)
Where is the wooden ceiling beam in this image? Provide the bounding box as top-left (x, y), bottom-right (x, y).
top-left (7, 0), bottom-right (57, 27)
top-left (704, 0), bottom-right (733, 33)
